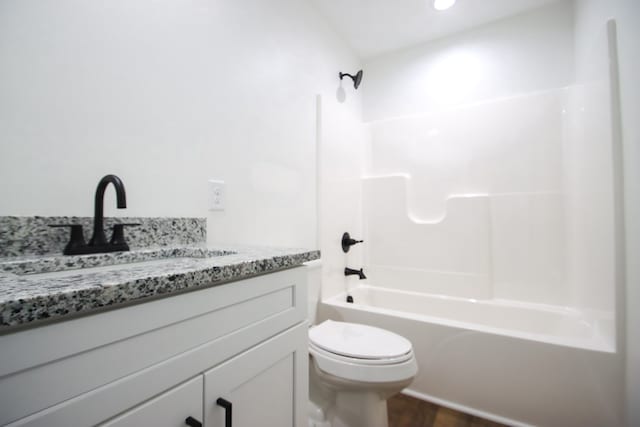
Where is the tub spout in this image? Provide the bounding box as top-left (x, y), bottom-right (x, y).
top-left (345, 267), bottom-right (366, 280)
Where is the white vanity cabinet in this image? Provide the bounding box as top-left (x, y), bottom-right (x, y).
top-left (99, 376), bottom-right (204, 427)
top-left (0, 267), bottom-right (308, 427)
top-left (203, 325), bottom-right (300, 427)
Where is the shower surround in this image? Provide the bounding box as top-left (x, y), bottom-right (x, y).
top-left (362, 85), bottom-right (615, 316)
top-left (314, 4), bottom-right (626, 425)
top-left (319, 82), bottom-right (622, 426)
top-left (318, 83), bottom-right (622, 427)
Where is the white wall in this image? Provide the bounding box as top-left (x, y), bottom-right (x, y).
top-left (573, 0), bottom-right (640, 423)
top-left (362, 0), bottom-right (575, 122)
top-left (574, 1), bottom-right (640, 424)
top-left (618, 1), bottom-right (640, 421)
top-left (0, 0), bottom-right (362, 248)
top-left (616, 0), bottom-right (640, 421)
top-left (317, 90), bottom-right (366, 301)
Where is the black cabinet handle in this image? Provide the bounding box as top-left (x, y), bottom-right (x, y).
top-left (184, 416), bottom-right (202, 427)
top-left (216, 398), bottom-right (232, 427)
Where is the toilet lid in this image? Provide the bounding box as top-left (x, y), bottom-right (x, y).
top-left (309, 320), bottom-right (413, 360)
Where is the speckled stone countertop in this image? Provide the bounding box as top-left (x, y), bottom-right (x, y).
top-left (0, 216), bottom-right (206, 257)
top-left (0, 245), bottom-right (320, 331)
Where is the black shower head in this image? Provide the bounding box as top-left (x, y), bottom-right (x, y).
top-left (339, 69), bottom-right (363, 89)
top-left (353, 69), bottom-right (363, 89)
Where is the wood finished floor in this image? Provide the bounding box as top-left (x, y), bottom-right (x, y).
top-left (387, 394), bottom-right (509, 427)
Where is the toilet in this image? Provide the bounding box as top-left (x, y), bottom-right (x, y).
top-left (306, 261), bottom-right (418, 427)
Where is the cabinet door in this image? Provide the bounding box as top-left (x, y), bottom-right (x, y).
top-left (204, 323), bottom-right (308, 427)
top-left (99, 376), bottom-right (203, 427)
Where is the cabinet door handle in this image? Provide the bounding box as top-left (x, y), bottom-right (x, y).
top-left (184, 416), bottom-right (202, 427)
top-left (216, 398), bottom-right (233, 427)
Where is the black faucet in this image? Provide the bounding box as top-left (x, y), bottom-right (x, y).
top-left (49, 174), bottom-right (138, 255)
top-left (89, 175), bottom-right (127, 247)
top-left (344, 267), bottom-right (367, 280)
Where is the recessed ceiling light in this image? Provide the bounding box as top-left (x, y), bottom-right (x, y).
top-left (433, 0), bottom-right (456, 11)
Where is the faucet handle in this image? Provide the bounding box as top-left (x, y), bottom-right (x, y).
top-left (341, 232), bottom-right (364, 253)
top-left (110, 223), bottom-right (141, 249)
top-left (49, 224), bottom-right (87, 255)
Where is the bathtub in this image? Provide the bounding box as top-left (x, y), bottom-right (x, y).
top-left (318, 285), bottom-right (622, 427)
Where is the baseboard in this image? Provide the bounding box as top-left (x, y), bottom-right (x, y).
top-left (401, 388), bottom-right (533, 427)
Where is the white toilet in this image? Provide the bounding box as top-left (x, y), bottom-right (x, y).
top-left (306, 261), bottom-right (418, 427)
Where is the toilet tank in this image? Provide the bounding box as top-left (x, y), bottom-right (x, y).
top-left (304, 259), bottom-right (323, 325)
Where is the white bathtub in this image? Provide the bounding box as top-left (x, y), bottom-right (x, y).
top-left (319, 285), bottom-right (622, 427)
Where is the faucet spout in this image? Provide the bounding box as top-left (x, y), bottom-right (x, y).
top-left (89, 174), bottom-right (127, 247)
top-left (344, 267), bottom-right (367, 280)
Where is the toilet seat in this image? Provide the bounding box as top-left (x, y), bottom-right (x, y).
top-left (308, 320), bottom-right (418, 383)
top-left (309, 320), bottom-right (413, 360)
top-left (309, 341), bottom-right (413, 365)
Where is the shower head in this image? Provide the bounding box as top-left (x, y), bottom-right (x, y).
top-left (353, 70), bottom-right (363, 89)
top-left (339, 70), bottom-right (363, 89)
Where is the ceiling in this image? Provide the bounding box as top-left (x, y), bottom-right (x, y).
top-left (309, 0), bottom-right (567, 59)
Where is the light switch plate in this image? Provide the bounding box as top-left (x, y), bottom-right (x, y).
top-left (208, 179), bottom-right (225, 211)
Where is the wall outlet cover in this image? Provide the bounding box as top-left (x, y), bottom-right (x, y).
top-left (208, 179), bottom-right (225, 211)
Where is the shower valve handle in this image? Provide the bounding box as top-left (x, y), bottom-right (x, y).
top-left (342, 232), bottom-right (363, 253)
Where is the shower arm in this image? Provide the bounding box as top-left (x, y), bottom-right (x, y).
top-left (339, 72), bottom-right (356, 80)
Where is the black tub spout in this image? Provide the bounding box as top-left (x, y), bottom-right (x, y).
top-left (344, 267), bottom-right (367, 280)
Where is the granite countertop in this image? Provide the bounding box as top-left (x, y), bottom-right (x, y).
top-left (0, 245), bottom-right (320, 331)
